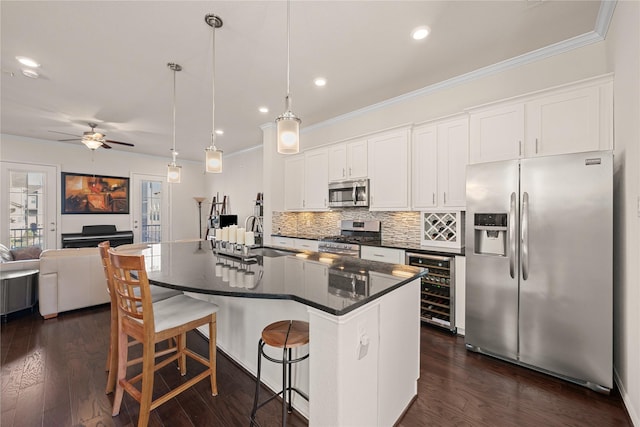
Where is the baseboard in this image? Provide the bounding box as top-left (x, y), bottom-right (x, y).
top-left (614, 367), bottom-right (639, 426)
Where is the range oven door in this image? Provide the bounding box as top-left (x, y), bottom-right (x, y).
top-left (328, 179), bottom-right (369, 208)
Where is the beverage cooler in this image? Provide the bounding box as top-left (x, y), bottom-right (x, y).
top-left (405, 252), bottom-right (456, 333)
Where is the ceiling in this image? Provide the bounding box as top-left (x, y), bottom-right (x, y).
top-left (1, 1), bottom-right (605, 162)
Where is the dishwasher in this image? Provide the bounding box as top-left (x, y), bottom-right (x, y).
top-left (405, 252), bottom-right (456, 333)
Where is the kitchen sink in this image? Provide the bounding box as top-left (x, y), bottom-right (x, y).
top-left (248, 247), bottom-right (296, 258)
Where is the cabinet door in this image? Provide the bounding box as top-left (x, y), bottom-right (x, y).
top-left (294, 238), bottom-right (319, 252)
top-left (437, 118), bottom-right (468, 207)
top-left (347, 139), bottom-right (368, 179)
top-left (368, 130), bottom-right (410, 210)
top-left (361, 246), bottom-right (405, 264)
top-left (304, 148), bottom-right (329, 210)
top-left (525, 85), bottom-right (601, 157)
top-left (469, 103), bottom-right (524, 164)
top-left (284, 155), bottom-right (305, 211)
top-left (411, 125), bottom-right (438, 209)
top-left (328, 143), bottom-right (347, 182)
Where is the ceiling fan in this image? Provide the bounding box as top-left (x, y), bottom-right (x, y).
top-left (50, 122), bottom-right (135, 150)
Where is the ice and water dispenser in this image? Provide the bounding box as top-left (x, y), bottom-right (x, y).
top-left (474, 213), bottom-right (508, 256)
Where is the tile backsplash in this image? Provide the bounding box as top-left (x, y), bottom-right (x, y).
top-left (272, 209), bottom-right (421, 244)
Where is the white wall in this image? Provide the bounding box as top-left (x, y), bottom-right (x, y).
top-left (0, 134), bottom-right (205, 245)
top-left (203, 145), bottom-right (263, 230)
top-left (607, 1), bottom-right (640, 425)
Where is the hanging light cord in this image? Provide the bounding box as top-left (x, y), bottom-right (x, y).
top-left (286, 0), bottom-right (291, 102)
top-left (172, 65), bottom-right (177, 161)
top-left (211, 23), bottom-right (216, 148)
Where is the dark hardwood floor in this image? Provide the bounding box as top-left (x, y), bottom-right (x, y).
top-left (1, 305), bottom-right (632, 427)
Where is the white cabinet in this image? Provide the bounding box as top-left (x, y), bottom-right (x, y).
top-left (412, 117), bottom-right (468, 209)
top-left (284, 149), bottom-right (329, 212)
top-left (454, 256), bottom-right (466, 335)
top-left (328, 139), bottom-right (367, 182)
top-left (304, 148), bottom-right (329, 210)
top-left (368, 129), bottom-right (411, 211)
top-left (293, 238), bottom-right (319, 252)
top-left (361, 246), bottom-right (405, 265)
top-left (272, 236), bottom-right (294, 249)
top-left (469, 76), bottom-right (613, 164)
top-left (284, 155), bottom-right (305, 210)
top-left (525, 84), bottom-right (610, 157)
top-left (469, 103), bottom-right (524, 164)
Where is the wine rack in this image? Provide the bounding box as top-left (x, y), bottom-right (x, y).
top-left (420, 210), bottom-right (465, 248)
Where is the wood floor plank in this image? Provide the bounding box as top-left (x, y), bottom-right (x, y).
top-left (0, 305), bottom-right (632, 427)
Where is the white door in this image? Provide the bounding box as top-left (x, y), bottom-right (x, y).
top-left (437, 117), bottom-right (469, 207)
top-left (1, 162), bottom-right (58, 249)
top-left (131, 174), bottom-right (170, 243)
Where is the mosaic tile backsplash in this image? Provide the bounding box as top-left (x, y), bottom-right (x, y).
top-left (272, 209), bottom-right (422, 244)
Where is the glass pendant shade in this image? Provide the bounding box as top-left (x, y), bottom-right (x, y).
top-left (205, 147), bottom-right (223, 173)
top-left (167, 164), bottom-right (182, 183)
top-left (276, 112), bottom-right (301, 154)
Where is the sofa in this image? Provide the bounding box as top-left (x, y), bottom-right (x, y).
top-left (38, 247), bottom-right (109, 319)
top-left (0, 244), bottom-right (41, 273)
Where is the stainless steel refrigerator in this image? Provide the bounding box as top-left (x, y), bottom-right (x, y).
top-left (465, 150), bottom-right (612, 392)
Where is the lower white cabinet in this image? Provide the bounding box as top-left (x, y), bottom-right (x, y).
top-left (454, 255), bottom-right (466, 335)
top-left (294, 239), bottom-right (319, 252)
top-left (360, 246), bottom-right (405, 264)
top-left (271, 236), bottom-right (294, 249)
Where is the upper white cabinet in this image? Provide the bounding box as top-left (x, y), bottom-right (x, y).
top-left (412, 116), bottom-right (468, 209)
top-left (284, 148), bottom-right (329, 211)
top-left (328, 139), bottom-right (368, 181)
top-left (284, 154), bottom-right (305, 211)
top-left (304, 148), bottom-right (329, 210)
top-left (368, 128), bottom-right (411, 211)
top-left (469, 76), bottom-right (613, 164)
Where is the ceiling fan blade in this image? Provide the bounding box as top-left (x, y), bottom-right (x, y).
top-left (105, 139), bottom-right (134, 147)
top-left (100, 142), bottom-right (113, 149)
top-left (58, 138), bottom-right (82, 142)
top-left (49, 130), bottom-right (82, 137)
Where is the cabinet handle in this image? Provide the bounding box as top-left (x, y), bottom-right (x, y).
top-left (374, 253), bottom-right (384, 257)
top-left (343, 168), bottom-right (346, 177)
top-left (535, 138), bottom-right (539, 154)
top-left (519, 140), bottom-right (522, 156)
top-left (443, 192), bottom-right (447, 204)
top-left (432, 193), bottom-right (436, 205)
top-left (349, 167), bottom-right (352, 176)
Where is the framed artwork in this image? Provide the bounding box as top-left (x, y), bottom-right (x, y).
top-left (61, 172), bottom-right (129, 214)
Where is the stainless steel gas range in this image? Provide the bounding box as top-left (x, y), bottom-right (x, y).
top-left (318, 220), bottom-right (381, 258)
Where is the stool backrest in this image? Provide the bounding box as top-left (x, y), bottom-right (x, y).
top-left (108, 249), bottom-right (154, 327)
top-left (98, 241), bottom-right (113, 295)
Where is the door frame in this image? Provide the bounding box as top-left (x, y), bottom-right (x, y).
top-left (0, 161), bottom-right (60, 249)
top-left (131, 173), bottom-right (171, 243)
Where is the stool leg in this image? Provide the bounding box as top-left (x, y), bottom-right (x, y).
top-left (287, 348), bottom-right (293, 414)
top-left (282, 346), bottom-right (288, 427)
top-left (250, 339), bottom-right (264, 425)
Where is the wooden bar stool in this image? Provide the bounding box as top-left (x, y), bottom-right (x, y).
top-left (108, 249), bottom-right (219, 427)
top-left (250, 320), bottom-right (309, 426)
top-left (98, 241), bottom-right (181, 395)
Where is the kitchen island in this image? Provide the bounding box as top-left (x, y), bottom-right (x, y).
top-left (126, 241), bottom-right (425, 426)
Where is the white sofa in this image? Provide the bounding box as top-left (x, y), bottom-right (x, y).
top-left (38, 247), bottom-right (109, 319)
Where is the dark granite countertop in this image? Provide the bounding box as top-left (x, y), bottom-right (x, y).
top-left (135, 241), bottom-right (425, 316)
top-left (271, 233), bottom-right (465, 256)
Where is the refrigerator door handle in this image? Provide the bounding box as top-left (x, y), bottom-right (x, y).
top-left (509, 192), bottom-right (517, 279)
top-left (521, 191), bottom-right (529, 280)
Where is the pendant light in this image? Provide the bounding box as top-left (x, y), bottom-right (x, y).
top-left (276, 0), bottom-right (301, 154)
top-left (205, 14), bottom-right (223, 173)
top-left (167, 62), bottom-right (182, 183)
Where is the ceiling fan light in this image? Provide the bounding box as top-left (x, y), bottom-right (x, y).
top-left (276, 111), bottom-right (301, 154)
top-left (167, 164), bottom-right (182, 183)
top-left (205, 146), bottom-right (223, 173)
top-left (82, 138), bottom-right (103, 150)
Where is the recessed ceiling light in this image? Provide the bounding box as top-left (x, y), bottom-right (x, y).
top-left (259, 106), bottom-right (269, 113)
top-left (21, 69), bottom-right (39, 79)
top-left (215, 129), bottom-right (224, 135)
top-left (16, 56), bottom-right (40, 68)
top-left (314, 77), bottom-right (327, 87)
top-left (411, 26), bottom-right (430, 41)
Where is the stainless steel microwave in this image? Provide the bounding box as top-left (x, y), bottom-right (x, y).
top-left (328, 179), bottom-right (369, 208)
